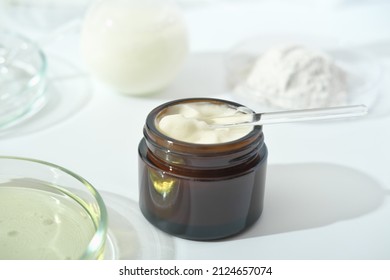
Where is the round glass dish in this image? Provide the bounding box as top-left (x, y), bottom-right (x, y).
top-left (0, 32), bottom-right (47, 131)
top-left (0, 156), bottom-right (107, 260)
top-left (102, 191), bottom-right (175, 260)
top-left (226, 34), bottom-right (383, 112)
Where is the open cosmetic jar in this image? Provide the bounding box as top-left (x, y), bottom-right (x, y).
top-left (0, 156), bottom-right (107, 259)
top-left (138, 98), bottom-right (268, 240)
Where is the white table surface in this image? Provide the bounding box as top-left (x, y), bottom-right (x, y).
top-left (1, 0), bottom-right (390, 259)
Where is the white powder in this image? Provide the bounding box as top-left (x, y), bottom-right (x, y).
top-left (241, 44), bottom-right (347, 109)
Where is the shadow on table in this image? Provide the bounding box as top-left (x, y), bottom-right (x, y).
top-left (232, 162), bottom-right (388, 240)
top-left (159, 52), bottom-right (229, 100)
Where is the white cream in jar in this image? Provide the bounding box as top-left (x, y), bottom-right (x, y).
top-left (157, 102), bottom-right (253, 144)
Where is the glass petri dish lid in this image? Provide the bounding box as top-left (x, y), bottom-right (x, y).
top-left (0, 32), bottom-right (48, 131)
top-left (0, 156), bottom-right (108, 260)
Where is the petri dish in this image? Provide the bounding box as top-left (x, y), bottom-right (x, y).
top-left (102, 191), bottom-right (175, 260)
top-left (0, 53), bottom-right (92, 138)
top-left (0, 156), bottom-right (107, 260)
top-left (0, 32), bottom-right (48, 131)
top-left (226, 34), bottom-right (383, 112)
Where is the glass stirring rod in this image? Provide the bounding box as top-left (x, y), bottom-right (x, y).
top-left (211, 104), bottom-right (368, 127)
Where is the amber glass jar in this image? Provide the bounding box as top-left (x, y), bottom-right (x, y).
top-left (138, 98), bottom-right (268, 240)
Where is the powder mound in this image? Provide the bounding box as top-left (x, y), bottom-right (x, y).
top-left (242, 44), bottom-right (348, 109)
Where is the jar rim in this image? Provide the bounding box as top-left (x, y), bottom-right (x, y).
top-left (145, 97), bottom-right (264, 154)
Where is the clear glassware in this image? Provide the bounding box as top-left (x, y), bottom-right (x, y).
top-left (0, 32), bottom-right (47, 131)
top-left (0, 156), bottom-right (108, 260)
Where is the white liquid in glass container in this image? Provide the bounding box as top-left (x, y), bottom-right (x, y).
top-left (81, 0), bottom-right (188, 95)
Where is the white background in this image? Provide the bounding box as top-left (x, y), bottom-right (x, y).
top-left (1, 0), bottom-right (389, 260)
